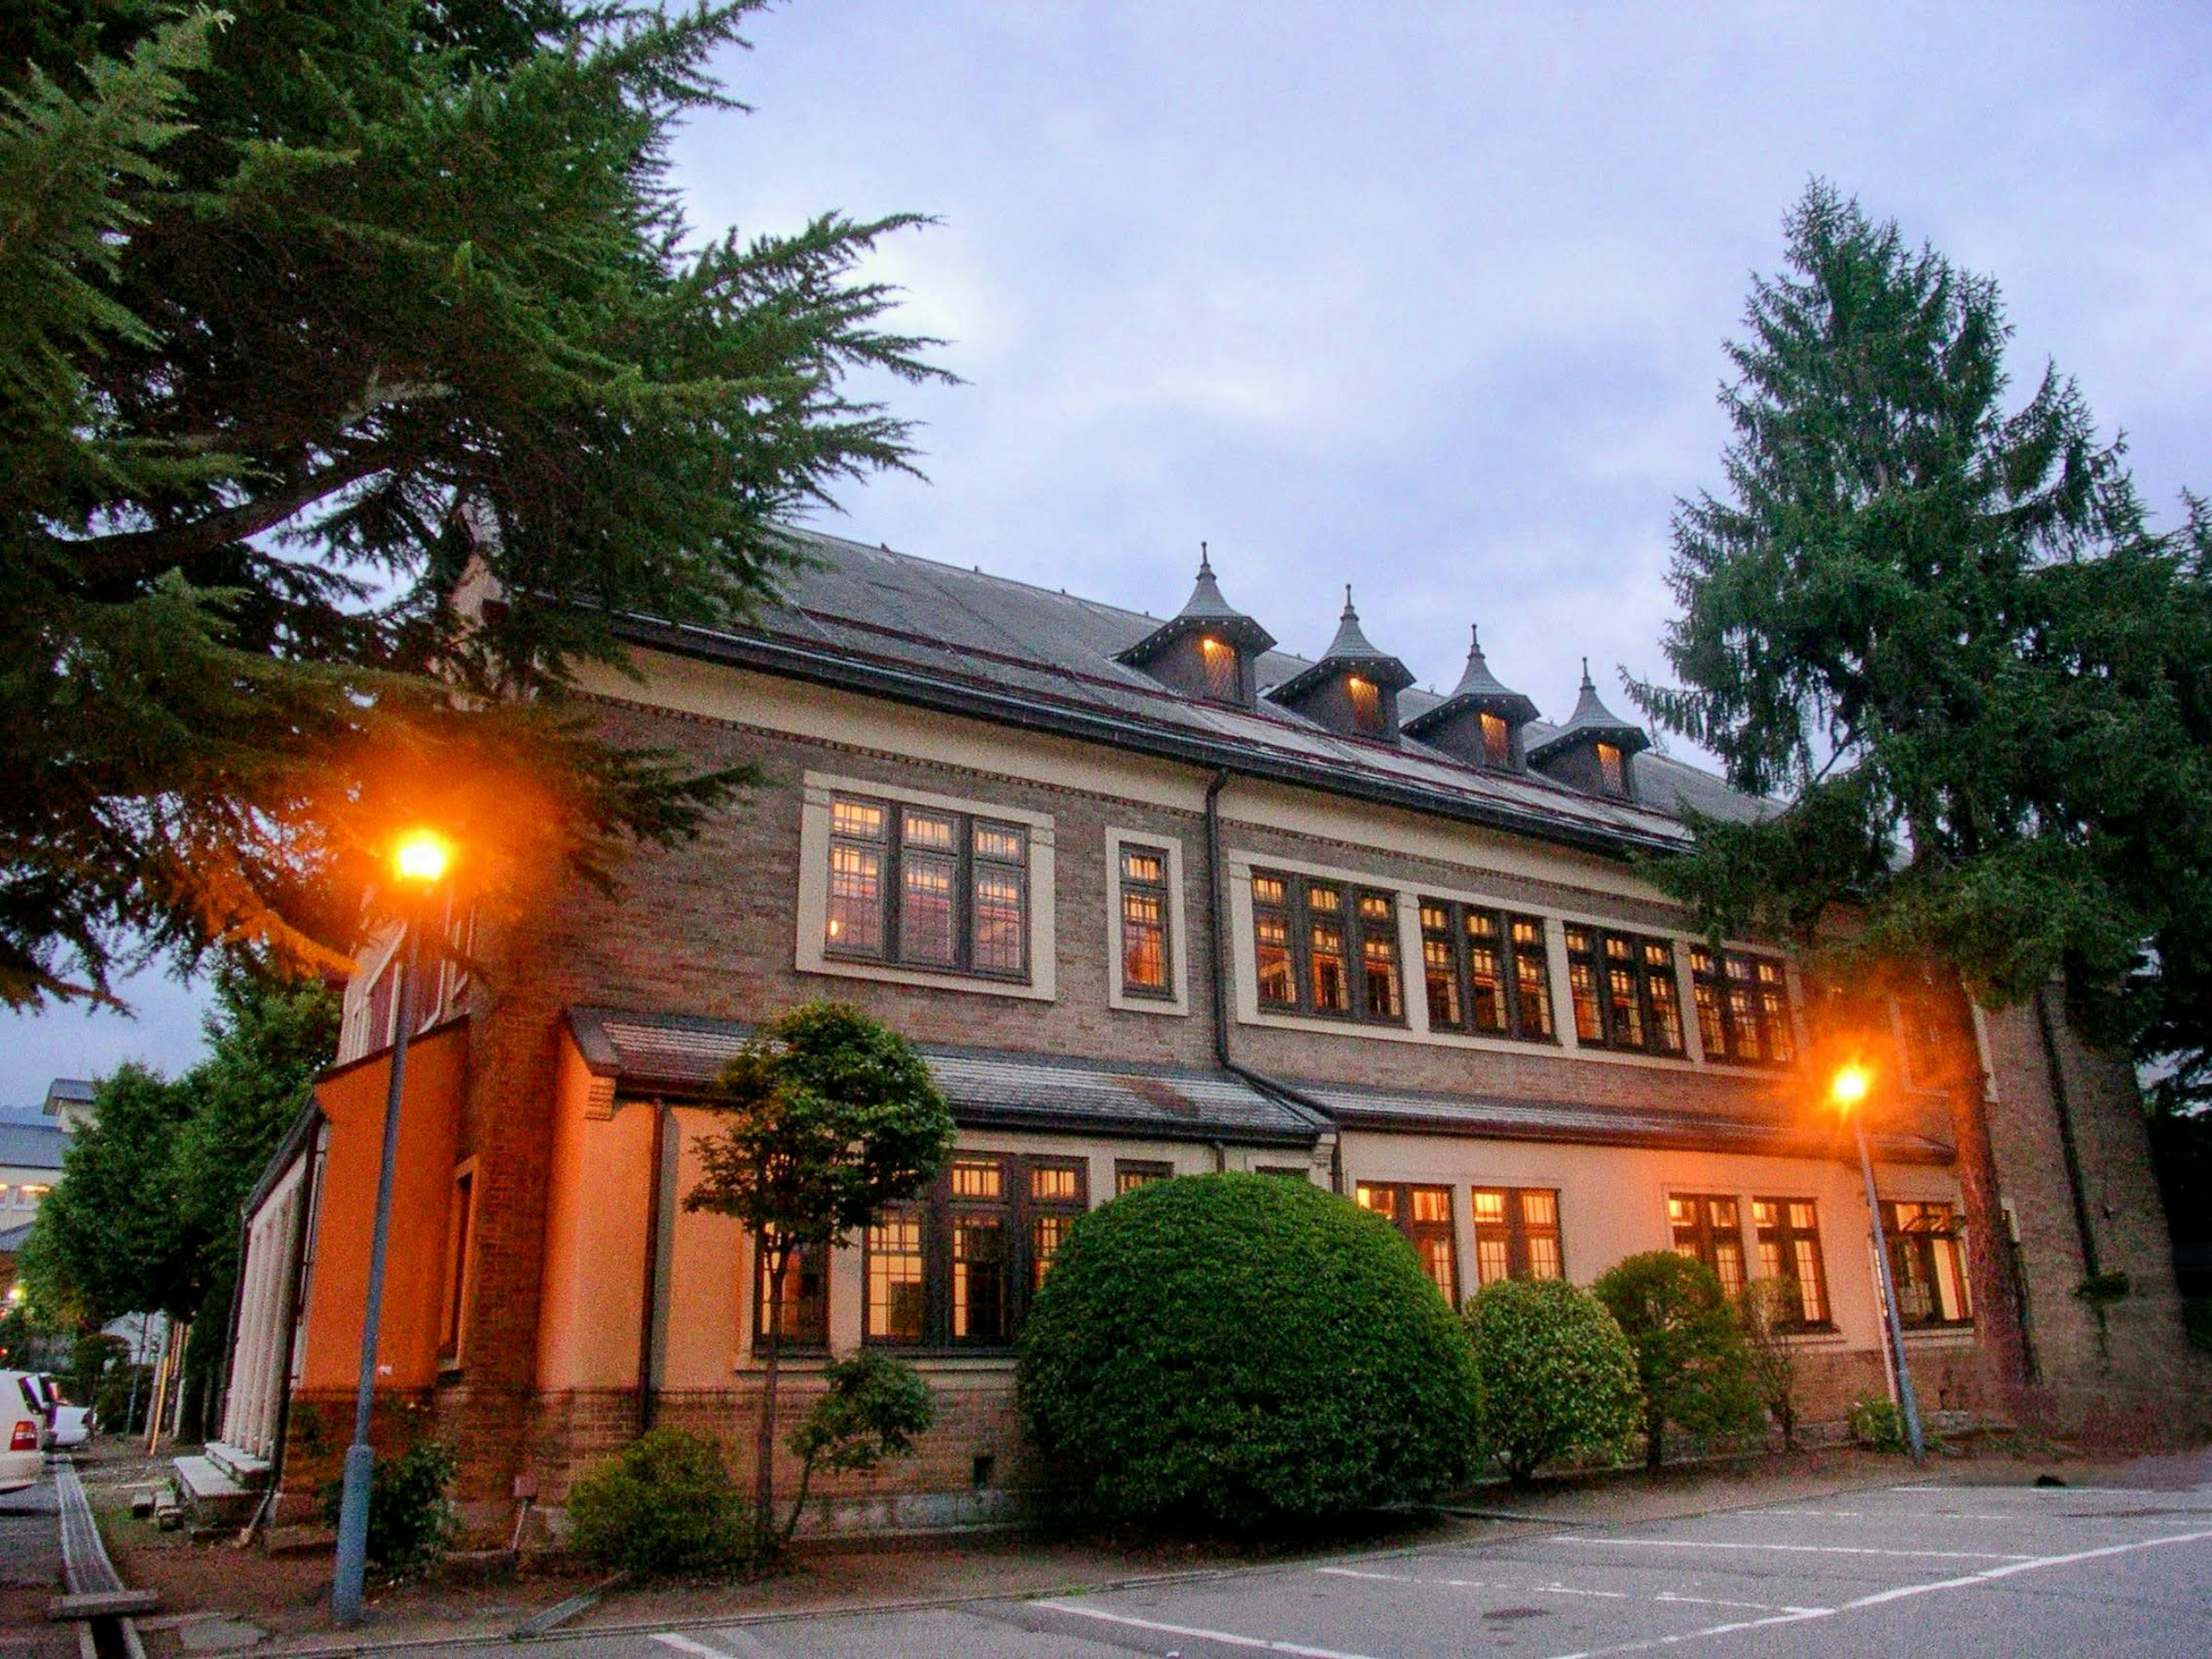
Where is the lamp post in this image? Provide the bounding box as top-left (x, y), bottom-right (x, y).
top-left (332, 829), bottom-right (450, 1626)
top-left (1832, 1063), bottom-right (1926, 1463)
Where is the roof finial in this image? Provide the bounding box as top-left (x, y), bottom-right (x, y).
top-left (1342, 584), bottom-right (1357, 618)
top-left (1199, 540), bottom-right (1211, 577)
top-left (1469, 623), bottom-right (1483, 654)
top-left (1581, 655), bottom-right (1593, 688)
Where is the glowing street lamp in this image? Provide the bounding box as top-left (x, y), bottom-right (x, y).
top-left (1832, 1061), bottom-right (1926, 1463)
top-left (332, 829), bottom-right (454, 1626)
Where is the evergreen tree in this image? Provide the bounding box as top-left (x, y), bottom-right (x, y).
top-left (1633, 181), bottom-right (2212, 1080)
top-left (1, 1), bottom-right (946, 1010)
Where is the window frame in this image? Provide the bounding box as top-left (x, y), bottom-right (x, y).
top-left (861, 1153), bottom-right (1089, 1351)
top-left (751, 1237), bottom-right (832, 1353)
top-left (1750, 1196), bottom-right (1833, 1330)
top-left (1113, 1159), bottom-right (1175, 1195)
top-left (1469, 1186), bottom-right (1566, 1287)
top-left (1107, 832), bottom-right (1188, 1013)
top-left (824, 793), bottom-right (1032, 981)
top-left (1419, 900), bottom-right (1556, 1044)
top-left (1668, 1192), bottom-right (1748, 1298)
top-left (1880, 1199), bottom-right (1975, 1328)
top-left (1562, 925), bottom-right (1685, 1056)
top-left (1355, 1181), bottom-right (1460, 1305)
top-left (1689, 946), bottom-right (1797, 1066)
top-left (1249, 870), bottom-right (1407, 1025)
top-left (437, 1158), bottom-right (479, 1369)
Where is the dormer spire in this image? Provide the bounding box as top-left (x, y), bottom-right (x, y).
top-left (1267, 586), bottom-right (1415, 742)
top-left (1528, 656), bottom-right (1652, 800)
top-left (1402, 618), bottom-right (1539, 768)
top-left (1117, 545), bottom-right (1276, 706)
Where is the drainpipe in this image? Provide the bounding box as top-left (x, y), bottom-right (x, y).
top-left (2033, 983), bottom-right (2101, 1279)
top-left (1202, 768), bottom-right (1339, 1169)
top-left (637, 1103), bottom-right (676, 1431)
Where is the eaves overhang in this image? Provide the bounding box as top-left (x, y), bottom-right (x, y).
top-left (607, 615), bottom-right (1691, 862)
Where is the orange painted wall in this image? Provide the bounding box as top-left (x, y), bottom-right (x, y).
top-left (664, 1106), bottom-right (741, 1388)
top-left (298, 1024), bottom-right (468, 1392)
top-left (535, 1037), bottom-right (657, 1390)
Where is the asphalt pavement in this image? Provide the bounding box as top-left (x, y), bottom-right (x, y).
top-left (478, 1475), bottom-right (2212, 1659)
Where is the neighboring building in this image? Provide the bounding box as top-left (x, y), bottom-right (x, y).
top-left (0, 1110), bottom-right (65, 1240)
top-left (219, 536), bottom-right (2203, 1535)
top-left (43, 1078), bottom-right (97, 1134)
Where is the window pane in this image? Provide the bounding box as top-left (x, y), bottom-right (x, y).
top-left (1605, 935), bottom-right (1645, 1049)
top-left (1510, 918), bottom-right (1553, 1037)
top-left (1032, 1214), bottom-right (1071, 1290)
top-left (1031, 1164), bottom-right (1079, 1202)
top-left (1307, 884), bottom-right (1342, 912)
top-left (1310, 920), bottom-right (1350, 1013)
top-left (1693, 982), bottom-right (1726, 1056)
top-left (951, 1219), bottom-right (1007, 1341)
top-left (1519, 1190), bottom-right (1558, 1228)
top-left (1123, 890), bottom-right (1166, 990)
top-left (1471, 1189), bottom-right (1505, 1224)
top-left (1419, 1235), bottom-right (1457, 1302)
top-left (866, 1215), bottom-right (925, 1341)
top-left (1122, 847), bottom-right (1164, 885)
top-left (1524, 1233), bottom-right (1562, 1281)
top-left (1565, 927), bottom-right (1604, 1043)
top-left (1475, 1235), bottom-right (1510, 1285)
top-left (1256, 912), bottom-right (1295, 1005)
top-left (1116, 1161), bottom-right (1172, 1194)
top-left (1252, 874), bottom-right (1286, 906)
top-left (972, 867), bottom-right (1025, 975)
top-left (1645, 941), bottom-right (1684, 1053)
top-left (950, 1158), bottom-right (1003, 1199)
top-left (831, 798), bottom-right (885, 839)
top-left (1597, 741), bottom-right (1624, 794)
top-left (757, 1241), bottom-right (828, 1347)
top-left (827, 844), bottom-right (884, 955)
top-left (1362, 930), bottom-right (1402, 1019)
top-left (902, 809), bottom-right (955, 851)
top-left (1480, 711), bottom-right (1510, 766)
top-left (1424, 935), bottom-right (1462, 1027)
top-left (1354, 1182), bottom-right (1398, 1221)
top-left (974, 821), bottom-right (1025, 863)
top-left (901, 854), bottom-right (957, 964)
top-left (1411, 1187), bottom-right (1451, 1225)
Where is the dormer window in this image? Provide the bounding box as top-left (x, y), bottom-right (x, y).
top-left (1527, 660), bottom-right (1651, 801)
top-left (1267, 590), bottom-right (1415, 743)
top-left (1118, 547), bottom-right (1275, 709)
top-left (1402, 625), bottom-right (1539, 772)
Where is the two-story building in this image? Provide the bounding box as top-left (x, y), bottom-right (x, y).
top-left (215, 536), bottom-right (2200, 1535)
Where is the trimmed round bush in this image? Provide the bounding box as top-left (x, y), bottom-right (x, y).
top-left (1016, 1173), bottom-right (1478, 1531)
top-left (1464, 1277), bottom-right (1641, 1484)
top-left (566, 1427), bottom-right (745, 1577)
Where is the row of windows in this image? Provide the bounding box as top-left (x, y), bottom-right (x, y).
top-left (1, 1183), bottom-right (50, 1210)
top-left (818, 793), bottom-right (1802, 1066)
top-left (751, 1175), bottom-right (1966, 1354)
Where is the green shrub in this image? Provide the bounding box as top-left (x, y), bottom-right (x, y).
top-left (1594, 1252), bottom-right (1759, 1470)
top-left (1735, 1279), bottom-right (1803, 1449)
top-left (1017, 1173), bottom-right (1478, 1531)
top-left (782, 1352), bottom-right (934, 1547)
top-left (316, 1442), bottom-right (459, 1580)
top-left (1465, 1277), bottom-right (1641, 1484)
top-left (1849, 1396), bottom-right (1905, 1452)
top-left (566, 1427), bottom-right (745, 1577)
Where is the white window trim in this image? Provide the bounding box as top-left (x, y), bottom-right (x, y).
top-left (1105, 829), bottom-right (1190, 1016)
top-left (796, 771), bottom-right (1057, 1002)
top-left (1225, 850), bottom-right (1745, 1070)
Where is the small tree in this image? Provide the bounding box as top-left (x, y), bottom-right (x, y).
top-left (685, 1002), bottom-right (954, 1566)
top-left (1736, 1279), bottom-right (1802, 1450)
top-left (1594, 1252), bottom-right (1759, 1471)
top-left (1465, 1277), bottom-right (1642, 1486)
top-left (782, 1352), bottom-right (934, 1547)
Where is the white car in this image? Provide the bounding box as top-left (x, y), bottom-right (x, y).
top-left (37, 1375), bottom-right (92, 1448)
top-left (0, 1370), bottom-right (46, 1493)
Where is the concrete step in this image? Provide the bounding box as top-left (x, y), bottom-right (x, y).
top-left (172, 1455), bottom-right (257, 1528)
top-left (201, 1442), bottom-right (271, 1489)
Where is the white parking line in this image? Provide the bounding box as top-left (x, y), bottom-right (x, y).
top-left (652, 1636), bottom-right (731, 1659)
top-left (1312, 1567), bottom-right (1822, 1615)
top-left (1556, 1535), bottom-right (2035, 1561)
top-left (1029, 1600), bottom-right (1382, 1659)
top-left (1756, 1508), bottom-right (2031, 1522)
top-left (1538, 1525), bottom-right (2212, 1659)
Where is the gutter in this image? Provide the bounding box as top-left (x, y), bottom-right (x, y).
top-left (1203, 768), bottom-right (1343, 1184)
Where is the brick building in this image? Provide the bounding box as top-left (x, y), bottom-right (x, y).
top-left (217, 537), bottom-right (2202, 1535)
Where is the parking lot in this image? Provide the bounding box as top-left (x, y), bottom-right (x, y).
top-left (512, 1476), bottom-right (2212, 1659)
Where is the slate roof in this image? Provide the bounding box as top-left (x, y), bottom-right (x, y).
top-left (1293, 1079), bottom-right (1954, 1164)
top-left (0, 1221), bottom-right (32, 1253)
top-left (611, 531), bottom-right (1764, 859)
top-left (567, 1008), bottom-right (1325, 1146)
top-left (0, 1112), bottom-right (66, 1172)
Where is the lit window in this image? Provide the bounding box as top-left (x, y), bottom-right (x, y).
top-left (824, 794), bottom-right (1028, 979)
top-left (865, 1156), bottom-right (1087, 1347)
top-left (1690, 947), bottom-right (1796, 1065)
top-left (1115, 1160), bottom-right (1173, 1195)
top-left (1564, 927), bottom-right (1684, 1055)
top-left (1344, 675), bottom-right (1383, 735)
top-left (1596, 741), bottom-right (1626, 796)
top-left (1470, 1187), bottom-right (1564, 1285)
top-left (1669, 1194), bottom-right (1747, 1297)
top-left (1118, 845), bottom-right (1173, 996)
top-left (1249, 872), bottom-right (1405, 1024)
top-left (1881, 1200), bottom-right (1974, 1327)
top-left (438, 1167), bottom-right (476, 1363)
top-left (866, 1212), bottom-right (926, 1342)
top-left (17, 1184), bottom-right (50, 1206)
top-left (1752, 1198), bottom-right (1830, 1327)
top-left (1358, 1182), bottom-right (1459, 1304)
top-left (1479, 711), bottom-right (1510, 767)
top-left (1419, 901), bottom-right (1552, 1041)
top-left (754, 1238), bottom-right (830, 1350)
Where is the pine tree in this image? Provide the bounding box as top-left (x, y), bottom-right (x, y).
top-left (1, 2), bottom-right (948, 1008)
top-left (1633, 182), bottom-right (2212, 1082)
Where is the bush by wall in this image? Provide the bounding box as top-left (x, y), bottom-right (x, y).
top-left (1464, 1277), bottom-right (1642, 1484)
top-left (566, 1427), bottom-right (747, 1578)
top-left (1017, 1173), bottom-right (1478, 1531)
top-left (316, 1441), bottom-right (459, 1580)
top-left (1594, 1251), bottom-right (1759, 1470)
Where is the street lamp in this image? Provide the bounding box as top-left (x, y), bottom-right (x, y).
top-left (1832, 1062), bottom-right (1926, 1463)
top-left (332, 828), bottom-right (451, 1626)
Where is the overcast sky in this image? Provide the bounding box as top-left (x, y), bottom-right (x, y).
top-left (6, 0), bottom-right (2207, 1105)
